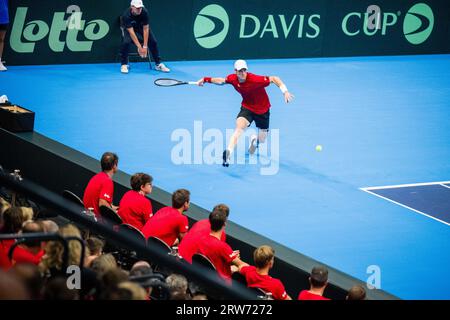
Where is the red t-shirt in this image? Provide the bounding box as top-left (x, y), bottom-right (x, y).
top-left (197, 234), bottom-right (238, 282)
top-left (225, 73), bottom-right (271, 114)
top-left (83, 172), bottom-right (114, 217)
top-left (0, 239), bottom-right (14, 270)
top-left (141, 207), bottom-right (189, 247)
top-left (118, 190), bottom-right (153, 231)
top-left (178, 219), bottom-right (226, 263)
top-left (298, 290), bottom-right (330, 300)
top-left (240, 265), bottom-right (289, 300)
top-left (12, 246), bottom-right (45, 265)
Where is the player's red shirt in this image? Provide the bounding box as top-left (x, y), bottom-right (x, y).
top-left (197, 234), bottom-right (238, 282)
top-left (118, 190), bottom-right (153, 231)
top-left (141, 206), bottom-right (189, 246)
top-left (240, 265), bottom-right (289, 300)
top-left (12, 246), bottom-right (45, 265)
top-left (83, 172), bottom-right (114, 217)
top-left (178, 219), bottom-right (226, 263)
top-left (298, 290), bottom-right (330, 300)
top-left (225, 73), bottom-right (271, 114)
top-left (0, 239), bottom-right (14, 270)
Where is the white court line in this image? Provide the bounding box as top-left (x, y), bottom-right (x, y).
top-left (361, 181), bottom-right (450, 191)
top-left (360, 188), bottom-right (450, 227)
top-left (440, 184), bottom-right (450, 190)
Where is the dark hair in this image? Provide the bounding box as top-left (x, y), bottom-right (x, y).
top-left (347, 285), bottom-right (366, 300)
top-left (2, 207), bottom-right (25, 233)
top-left (310, 266), bottom-right (328, 288)
top-left (86, 237), bottom-right (104, 255)
top-left (130, 173), bottom-right (153, 192)
top-left (172, 189), bottom-right (190, 209)
top-left (212, 204), bottom-right (229, 217)
top-left (100, 152), bottom-right (119, 171)
top-left (209, 209), bottom-right (227, 232)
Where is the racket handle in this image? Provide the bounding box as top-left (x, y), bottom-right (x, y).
top-left (188, 81), bottom-right (199, 85)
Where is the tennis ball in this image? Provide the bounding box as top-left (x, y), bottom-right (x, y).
top-left (315, 145), bottom-right (322, 152)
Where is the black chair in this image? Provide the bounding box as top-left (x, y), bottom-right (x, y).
top-left (62, 189), bottom-right (85, 207)
top-left (99, 205), bottom-right (123, 225)
top-left (192, 253), bottom-right (216, 271)
top-left (118, 16), bottom-right (152, 69)
top-left (147, 236), bottom-right (171, 254)
top-left (118, 223), bottom-right (146, 246)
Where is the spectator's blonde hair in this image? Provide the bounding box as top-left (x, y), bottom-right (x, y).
top-left (40, 224), bottom-right (84, 273)
top-left (20, 207), bottom-right (34, 222)
top-left (0, 197), bottom-right (11, 215)
top-left (253, 245), bottom-right (275, 269)
top-left (117, 282), bottom-right (147, 300)
top-left (91, 253), bottom-right (117, 277)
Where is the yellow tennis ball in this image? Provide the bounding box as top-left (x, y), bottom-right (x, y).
top-left (315, 145), bottom-right (322, 152)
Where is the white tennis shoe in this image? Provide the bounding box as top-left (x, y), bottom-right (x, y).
top-left (0, 62), bottom-right (7, 72)
top-left (248, 134), bottom-right (258, 154)
top-left (155, 63), bottom-right (170, 72)
top-left (120, 65), bottom-right (129, 74)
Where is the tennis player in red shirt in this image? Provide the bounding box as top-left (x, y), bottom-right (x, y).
top-left (178, 204), bottom-right (229, 263)
top-left (196, 208), bottom-right (247, 283)
top-left (83, 152), bottom-right (119, 217)
top-left (118, 173), bottom-right (153, 230)
top-left (142, 189), bottom-right (190, 247)
top-left (198, 59), bottom-right (294, 166)
top-left (238, 245), bottom-right (291, 300)
top-left (298, 266), bottom-right (331, 300)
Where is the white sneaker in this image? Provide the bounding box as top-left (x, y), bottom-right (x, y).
top-left (155, 63), bottom-right (170, 72)
top-left (248, 134), bottom-right (258, 154)
top-left (0, 62), bottom-right (7, 72)
top-left (120, 65), bottom-right (129, 74)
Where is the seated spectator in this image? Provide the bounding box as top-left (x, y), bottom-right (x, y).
top-left (142, 189), bottom-right (190, 247)
top-left (0, 207), bottom-right (26, 270)
top-left (97, 267), bottom-right (129, 300)
top-left (39, 224), bottom-right (85, 278)
top-left (83, 152), bottom-right (119, 218)
top-left (196, 209), bottom-right (246, 283)
top-left (178, 204), bottom-right (229, 263)
top-left (39, 220), bottom-right (59, 233)
top-left (90, 253), bottom-right (117, 278)
top-left (11, 221), bottom-right (45, 266)
top-left (298, 266), bottom-right (330, 300)
top-left (166, 273), bottom-right (190, 300)
top-left (118, 173), bottom-right (153, 230)
top-left (129, 260), bottom-right (152, 277)
top-left (346, 285), bottom-right (366, 300)
top-left (238, 245), bottom-right (291, 300)
top-left (85, 237), bottom-right (104, 267)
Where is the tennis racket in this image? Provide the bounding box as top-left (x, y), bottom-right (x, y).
top-left (154, 78), bottom-right (199, 87)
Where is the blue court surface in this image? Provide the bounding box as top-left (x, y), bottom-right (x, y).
top-left (1, 54), bottom-right (449, 299)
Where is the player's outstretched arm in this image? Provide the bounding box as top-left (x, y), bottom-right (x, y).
top-left (269, 76), bottom-right (295, 103)
top-left (197, 77), bottom-right (227, 86)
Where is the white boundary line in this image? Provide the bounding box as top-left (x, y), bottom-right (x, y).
top-left (360, 188), bottom-right (450, 226)
top-left (361, 181), bottom-right (450, 191)
top-left (440, 184), bottom-right (450, 190)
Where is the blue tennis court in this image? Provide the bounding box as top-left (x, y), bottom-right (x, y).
top-left (1, 54), bottom-right (449, 299)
